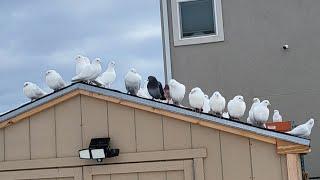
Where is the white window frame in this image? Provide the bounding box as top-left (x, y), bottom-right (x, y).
top-left (171, 0), bottom-right (224, 46)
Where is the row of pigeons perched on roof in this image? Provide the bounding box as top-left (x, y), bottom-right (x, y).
top-left (22, 55), bottom-right (314, 138)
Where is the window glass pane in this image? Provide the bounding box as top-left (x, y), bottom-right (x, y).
top-left (179, 0), bottom-right (216, 38)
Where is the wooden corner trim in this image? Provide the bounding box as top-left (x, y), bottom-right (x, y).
top-left (277, 140), bottom-right (311, 154)
top-left (286, 153), bottom-right (303, 180)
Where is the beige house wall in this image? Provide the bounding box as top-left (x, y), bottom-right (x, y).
top-left (0, 95), bottom-right (289, 180)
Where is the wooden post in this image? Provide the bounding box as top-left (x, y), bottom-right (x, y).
top-left (287, 154), bottom-right (302, 180)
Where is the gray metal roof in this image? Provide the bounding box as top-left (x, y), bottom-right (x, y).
top-left (0, 82), bottom-right (310, 146)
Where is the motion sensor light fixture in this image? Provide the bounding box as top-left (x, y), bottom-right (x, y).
top-left (79, 137), bottom-right (120, 162)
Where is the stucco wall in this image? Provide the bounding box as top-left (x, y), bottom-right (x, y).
top-left (0, 95), bottom-right (288, 180)
top-left (162, 0), bottom-right (319, 176)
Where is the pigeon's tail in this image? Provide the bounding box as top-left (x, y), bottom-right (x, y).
top-left (71, 76), bottom-right (81, 82)
top-left (92, 79), bottom-right (103, 87)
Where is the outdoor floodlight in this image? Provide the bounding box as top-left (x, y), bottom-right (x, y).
top-left (79, 137), bottom-right (120, 162)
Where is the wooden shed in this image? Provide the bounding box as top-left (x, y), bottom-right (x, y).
top-left (0, 83), bottom-right (310, 180)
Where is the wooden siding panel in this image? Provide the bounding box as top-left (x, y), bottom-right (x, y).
top-left (81, 95), bottom-right (108, 148)
top-left (4, 119), bottom-right (30, 161)
top-left (220, 132), bottom-right (251, 180)
top-left (191, 124), bottom-right (223, 180)
top-left (166, 171), bottom-right (184, 180)
top-left (111, 173), bottom-right (138, 180)
top-left (138, 172), bottom-right (165, 180)
top-left (108, 103), bottom-right (136, 153)
top-left (135, 109), bottom-right (164, 152)
top-left (250, 139), bottom-right (282, 180)
top-left (163, 117), bottom-right (191, 150)
top-left (281, 155), bottom-right (288, 180)
top-left (30, 108), bottom-right (56, 159)
top-left (55, 96), bottom-right (82, 157)
top-left (93, 175), bottom-right (110, 180)
top-left (0, 129), bottom-right (4, 161)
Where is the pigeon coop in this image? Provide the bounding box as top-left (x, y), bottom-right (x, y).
top-left (0, 83), bottom-right (311, 180)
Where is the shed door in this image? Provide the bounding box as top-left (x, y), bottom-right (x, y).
top-left (84, 160), bottom-right (194, 180)
top-left (0, 167), bottom-right (82, 180)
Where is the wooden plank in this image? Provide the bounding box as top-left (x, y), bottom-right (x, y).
top-left (163, 117), bottom-right (191, 150)
top-left (135, 109), bottom-right (164, 152)
top-left (89, 161), bottom-right (184, 175)
top-left (183, 160), bottom-right (193, 180)
top-left (220, 132), bottom-right (252, 180)
top-left (55, 96), bottom-right (82, 157)
top-left (286, 154), bottom-right (302, 180)
top-left (30, 107), bottom-right (56, 159)
top-left (81, 95), bottom-right (108, 148)
top-left (0, 148), bottom-right (206, 172)
top-left (108, 102), bottom-right (136, 153)
top-left (250, 139), bottom-right (282, 180)
top-left (0, 90), bottom-right (80, 129)
top-left (194, 158), bottom-right (205, 180)
top-left (4, 119), bottom-right (30, 161)
top-left (277, 140), bottom-right (311, 154)
top-left (191, 124), bottom-right (223, 180)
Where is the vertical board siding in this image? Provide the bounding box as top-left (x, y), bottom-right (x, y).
top-left (55, 96), bottom-right (82, 157)
top-left (81, 95), bottom-right (109, 148)
top-left (110, 173), bottom-right (138, 180)
top-left (166, 171), bottom-right (184, 180)
top-left (138, 172), bottom-right (166, 180)
top-left (93, 175), bottom-right (111, 180)
top-left (250, 139), bottom-right (283, 180)
top-left (108, 102), bottom-right (136, 153)
top-left (163, 117), bottom-right (191, 150)
top-left (4, 119), bottom-right (30, 161)
top-left (220, 132), bottom-right (252, 180)
top-left (191, 124), bottom-right (223, 180)
top-left (135, 109), bottom-right (164, 152)
top-left (30, 108), bottom-right (56, 159)
top-left (280, 155), bottom-right (288, 180)
top-left (0, 129), bottom-right (4, 161)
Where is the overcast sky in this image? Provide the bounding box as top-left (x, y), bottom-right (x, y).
top-left (0, 1), bottom-right (164, 113)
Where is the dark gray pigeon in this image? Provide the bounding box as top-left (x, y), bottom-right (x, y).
top-left (147, 76), bottom-right (166, 100)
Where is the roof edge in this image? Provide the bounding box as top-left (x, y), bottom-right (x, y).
top-left (0, 83), bottom-right (311, 148)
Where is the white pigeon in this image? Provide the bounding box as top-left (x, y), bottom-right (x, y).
top-left (168, 79), bottom-right (186, 105)
top-left (247, 98), bottom-right (260, 124)
top-left (95, 61), bottom-right (116, 88)
top-left (227, 95), bottom-right (246, 120)
top-left (137, 80), bottom-right (152, 99)
top-left (72, 58), bottom-right (102, 82)
top-left (189, 87), bottom-right (205, 112)
top-left (222, 112), bottom-right (230, 119)
top-left (45, 70), bottom-right (66, 91)
top-left (23, 82), bottom-right (47, 101)
top-left (252, 100), bottom-right (271, 127)
top-left (287, 119), bottom-right (315, 138)
top-left (124, 68), bottom-right (142, 95)
top-left (209, 91), bottom-right (226, 116)
top-left (272, 110), bottom-right (283, 122)
top-left (75, 55), bottom-right (90, 76)
top-left (202, 95), bottom-right (210, 113)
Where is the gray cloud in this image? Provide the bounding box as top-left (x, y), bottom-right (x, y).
top-left (0, 0), bottom-right (164, 112)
